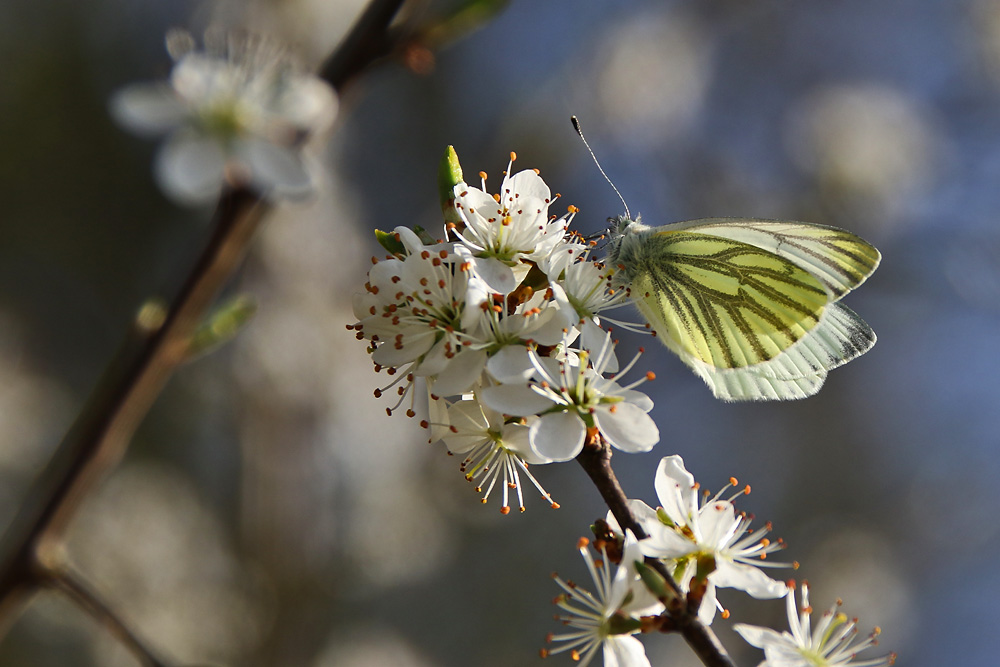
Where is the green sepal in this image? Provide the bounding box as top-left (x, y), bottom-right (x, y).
top-left (412, 225), bottom-right (438, 246)
top-left (695, 554), bottom-right (717, 581)
top-left (635, 560), bottom-right (674, 601)
top-left (375, 229), bottom-right (407, 256)
top-left (187, 294), bottom-right (258, 360)
top-left (423, 0), bottom-right (512, 47)
top-left (439, 145), bottom-right (465, 225)
top-left (656, 507), bottom-right (676, 527)
top-left (606, 611), bottom-right (643, 636)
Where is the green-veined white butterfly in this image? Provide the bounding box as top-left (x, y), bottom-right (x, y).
top-left (603, 215), bottom-right (880, 401)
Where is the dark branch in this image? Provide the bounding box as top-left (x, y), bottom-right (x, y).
top-left (319, 0), bottom-right (408, 89)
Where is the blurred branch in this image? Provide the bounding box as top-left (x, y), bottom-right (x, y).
top-left (319, 0), bottom-right (407, 88)
top-left (0, 0), bottom-right (412, 649)
top-left (576, 444), bottom-right (737, 667)
top-left (37, 557), bottom-right (171, 667)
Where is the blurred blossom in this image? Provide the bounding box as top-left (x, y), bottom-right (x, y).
top-left (111, 28), bottom-right (337, 205)
top-left (234, 183), bottom-right (454, 590)
top-left (65, 463), bottom-right (263, 666)
top-left (596, 11), bottom-right (712, 147)
top-left (784, 84), bottom-right (938, 226)
top-left (218, 0), bottom-right (369, 64)
top-left (971, 0), bottom-right (1000, 83)
top-left (313, 628), bottom-right (434, 667)
top-left (0, 319), bottom-right (74, 478)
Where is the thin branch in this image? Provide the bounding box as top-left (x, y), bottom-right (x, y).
top-left (38, 562), bottom-right (171, 667)
top-left (576, 443), bottom-right (737, 667)
top-left (319, 0), bottom-right (408, 89)
top-left (0, 0), bottom-right (411, 642)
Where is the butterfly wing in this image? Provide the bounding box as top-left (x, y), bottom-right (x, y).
top-left (626, 220), bottom-right (878, 401)
top-left (662, 218), bottom-right (881, 297)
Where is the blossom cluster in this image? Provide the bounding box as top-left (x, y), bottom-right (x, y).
top-left (350, 150), bottom-right (659, 512)
top-left (112, 29), bottom-right (337, 205)
top-left (545, 456), bottom-right (895, 667)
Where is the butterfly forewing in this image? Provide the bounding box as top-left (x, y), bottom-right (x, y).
top-left (632, 230), bottom-right (830, 370)
top-left (665, 218), bottom-right (880, 298)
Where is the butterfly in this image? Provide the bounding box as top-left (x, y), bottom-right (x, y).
top-left (603, 216), bottom-right (880, 401)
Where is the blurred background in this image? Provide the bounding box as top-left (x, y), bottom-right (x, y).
top-left (1, 0), bottom-right (997, 665)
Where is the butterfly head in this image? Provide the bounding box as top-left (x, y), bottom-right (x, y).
top-left (603, 214), bottom-right (645, 263)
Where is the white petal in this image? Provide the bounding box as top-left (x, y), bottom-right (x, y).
top-left (711, 561), bottom-right (787, 599)
top-left (697, 580), bottom-right (719, 626)
top-left (505, 169), bottom-right (551, 206)
top-left (412, 338), bottom-right (452, 377)
top-left (432, 349), bottom-right (487, 397)
top-left (487, 346), bottom-right (535, 384)
top-left (593, 402), bottom-right (659, 453)
top-left (110, 83), bottom-right (187, 136)
top-left (603, 635), bottom-right (650, 667)
top-left (237, 138), bottom-right (314, 197)
top-left (154, 132), bottom-right (226, 204)
top-left (618, 388), bottom-right (654, 413)
top-left (733, 624), bottom-right (792, 650)
top-left (529, 412), bottom-right (585, 461)
top-left (654, 456), bottom-right (697, 525)
top-left (695, 500), bottom-right (738, 547)
top-left (470, 256), bottom-right (516, 294)
top-left (479, 383), bottom-right (555, 416)
top-left (273, 76), bottom-right (338, 132)
top-left (426, 395), bottom-right (453, 444)
top-left (581, 320), bottom-right (619, 373)
top-left (501, 423), bottom-right (549, 463)
top-left (370, 327), bottom-right (436, 368)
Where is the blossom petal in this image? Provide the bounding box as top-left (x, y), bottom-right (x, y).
top-left (602, 635), bottom-right (650, 667)
top-left (487, 346), bottom-right (535, 384)
top-left (432, 349), bottom-right (487, 397)
top-left (654, 456), bottom-right (697, 526)
top-left (529, 412), bottom-right (585, 461)
top-left (110, 83), bottom-right (187, 136)
top-left (711, 560), bottom-right (787, 599)
top-left (593, 402), bottom-right (659, 453)
top-left (479, 383), bottom-right (555, 416)
top-left (238, 137), bottom-right (314, 197)
top-left (154, 132), bottom-right (226, 204)
top-left (370, 326), bottom-right (436, 368)
top-left (469, 256), bottom-right (516, 294)
top-left (581, 320), bottom-right (619, 373)
top-left (733, 624), bottom-right (792, 650)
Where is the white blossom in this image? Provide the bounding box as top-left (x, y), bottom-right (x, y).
top-left (630, 456), bottom-right (789, 623)
top-left (111, 29), bottom-right (336, 204)
top-left (451, 156), bottom-right (573, 292)
top-left (480, 331), bottom-right (658, 462)
top-left (353, 153), bottom-right (655, 508)
top-left (544, 532), bottom-right (662, 667)
top-left (734, 583), bottom-right (896, 667)
top-left (439, 395), bottom-right (558, 513)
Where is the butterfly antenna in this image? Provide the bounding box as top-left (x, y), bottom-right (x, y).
top-left (571, 115), bottom-right (631, 221)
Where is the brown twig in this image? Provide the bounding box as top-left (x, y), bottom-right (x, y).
top-left (0, 0), bottom-right (410, 645)
top-left (36, 557), bottom-right (170, 667)
top-left (576, 443), bottom-right (737, 667)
